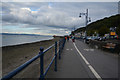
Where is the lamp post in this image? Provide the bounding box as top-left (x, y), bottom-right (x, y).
top-left (79, 9), bottom-right (91, 42)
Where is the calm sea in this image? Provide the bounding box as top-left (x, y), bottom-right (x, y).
top-left (1, 34), bottom-right (53, 47)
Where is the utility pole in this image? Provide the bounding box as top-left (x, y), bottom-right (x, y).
top-left (85, 9), bottom-right (88, 27)
top-left (74, 26), bottom-right (75, 31)
top-left (79, 9), bottom-right (91, 42)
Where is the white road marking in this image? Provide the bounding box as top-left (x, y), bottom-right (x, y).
top-left (66, 49), bottom-right (69, 50)
top-left (73, 43), bottom-right (102, 80)
top-left (84, 49), bottom-right (89, 51)
top-left (90, 49), bottom-right (94, 51)
top-left (66, 49), bottom-right (73, 51)
top-left (84, 49), bottom-right (94, 51)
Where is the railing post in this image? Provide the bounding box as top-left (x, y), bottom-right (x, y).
top-left (59, 40), bottom-right (61, 60)
top-left (62, 38), bottom-right (65, 49)
top-left (64, 40), bottom-right (66, 46)
top-left (39, 47), bottom-right (44, 80)
top-left (62, 40), bottom-right (63, 49)
top-left (54, 41), bottom-right (57, 71)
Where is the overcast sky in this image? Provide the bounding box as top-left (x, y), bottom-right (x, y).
top-left (1, 2), bottom-right (119, 36)
top-left (1, 0), bottom-right (120, 2)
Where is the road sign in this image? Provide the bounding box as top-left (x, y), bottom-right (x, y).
top-left (110, 32), bottom-right (115, 36)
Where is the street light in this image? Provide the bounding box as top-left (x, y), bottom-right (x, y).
top-left (79, 9), bottom-right (91, 42)
top-left (79, 9), bottom-right (91, 27)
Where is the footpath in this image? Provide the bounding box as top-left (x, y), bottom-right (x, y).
top-left (46, 39), bottom-right (118, 79)
top-left (46, 39), bottom-right (94, 78)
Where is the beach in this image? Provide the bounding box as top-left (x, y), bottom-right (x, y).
top-left (2, 37), bottom-right (61, 78)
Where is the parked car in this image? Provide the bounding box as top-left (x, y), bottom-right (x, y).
top-left (91, 36), bottom-right (98, 40)
top-left (85, 36), bottom-right (91, 44)
top-left (96, 37), bottom-right (106, 41)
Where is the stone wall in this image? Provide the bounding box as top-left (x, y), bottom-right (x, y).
top-left (89, 40), bottom-right (120, 54)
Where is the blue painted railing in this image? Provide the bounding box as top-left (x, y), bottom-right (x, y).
top-left (1, 38), bottom-right (66, 80)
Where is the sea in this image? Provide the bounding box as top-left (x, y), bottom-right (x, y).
top-left (0, 34), bottom-right (53, 47)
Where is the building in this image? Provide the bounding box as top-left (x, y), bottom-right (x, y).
top-left (118, 1), bottom-right (120, 14)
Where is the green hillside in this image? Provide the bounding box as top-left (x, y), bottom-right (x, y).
top-left (73, 14), bottom-right (120, 37)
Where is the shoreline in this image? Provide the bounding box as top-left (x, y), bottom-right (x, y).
top-left (2, 38), bottom-right (53, 48)
top-left (2, 37), bottom-right (61, 78)
top-left (1, 37), bottom-right (53, 48)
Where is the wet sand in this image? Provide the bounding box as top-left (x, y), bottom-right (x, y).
top-left (2, 37), bottom-right (61, 78)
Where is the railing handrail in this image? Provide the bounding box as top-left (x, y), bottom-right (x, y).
top-left (1, 54), bottom-right (41, 79)
top-left (2, 38), bottom-right (66, 80)
top-left (43, 44), bottom-right (55, 53)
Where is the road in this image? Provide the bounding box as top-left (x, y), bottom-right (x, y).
top-left (46, 39), bottom-right (119, 79)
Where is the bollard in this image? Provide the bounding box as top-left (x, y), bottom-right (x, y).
top-left (54, 41), bottom-right (57, 71)
top-left (39, 47), bottom-right (44, 80)
top-left (59, 40), bottom-right (61, 60)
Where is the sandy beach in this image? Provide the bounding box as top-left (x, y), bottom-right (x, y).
top-left (2, 37), bottom-right (61, 78)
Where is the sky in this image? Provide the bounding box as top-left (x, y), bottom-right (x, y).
top-left (1, 0), bottom-right (120, 2)
top-left (1, 1), bottom-right (119, 36)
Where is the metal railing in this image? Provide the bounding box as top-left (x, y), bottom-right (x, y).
top-left (1, 38), bottom-right (66, 80)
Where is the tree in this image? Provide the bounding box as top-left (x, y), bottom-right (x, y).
top-left (116, 27), bottom-right (120, 37)
top-left (72, 14), bottom-right (120, 37)
top-left (87, 30), bottom-right (96, 36)
top-left (98, 26), bottom-right (109, 36)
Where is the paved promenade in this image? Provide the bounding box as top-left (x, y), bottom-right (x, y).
top-left (46, 39), bottom-right (119, 79)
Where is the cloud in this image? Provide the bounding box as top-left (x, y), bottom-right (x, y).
top-left (1, 0), bottom-right (120, 2)
top-left (2, 3), bottom-right (83, 28)
top-left (1, 2), bottom-right (118, 35)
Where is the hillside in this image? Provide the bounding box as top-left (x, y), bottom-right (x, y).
top-left (73, 14), bottom-right (120, 36)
